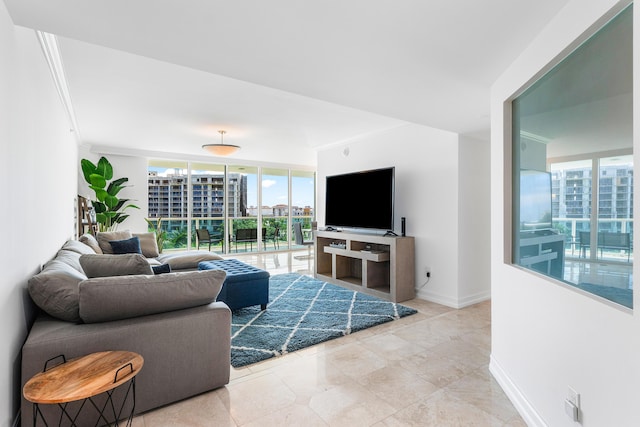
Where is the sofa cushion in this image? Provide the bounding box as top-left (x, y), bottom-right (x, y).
top-left (79, 254), bottom-right (153, 278)
top-left (53, 249), bottom-right (84, 274)
top-left (78, 269), bottom-right (227, 323)
top-left (109, 236), bottom-right (142, 255)
top-left (156, 251), bottom-right (223, 270)
top-left (61, 239), bottom-right (97, 256)
top-left (133, 232), bottom-right (160, 258)
top-left (79, 233), bottom-right (103, 254)
top-left (28, 260), bottom-right (85, 322)
top-left (96, 230), bottom-right (132, 254)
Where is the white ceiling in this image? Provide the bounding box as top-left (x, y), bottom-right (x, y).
top-left (4, 0), bottom-right (571, 166)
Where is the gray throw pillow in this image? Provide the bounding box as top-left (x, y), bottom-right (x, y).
top-left (28, 259), bottom-right (85, 322)
top-left (79, 234), bottom-right (103, 254)
top-left (96, 230), bottom-right (132, 254)
top-left (79, 269), bottom-right (227, 323)
top-left (79, 254), bottom-right (153, 278)
top-left (132, 232), bottom-right (160, 258)
top-left (61, 239), bottom-right (97, 255)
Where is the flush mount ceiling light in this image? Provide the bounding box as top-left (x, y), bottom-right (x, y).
top-left (202, 130), bottom-right (240, 156)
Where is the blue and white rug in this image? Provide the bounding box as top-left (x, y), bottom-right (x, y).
top-left (230, 273), bottom-right (418, 367)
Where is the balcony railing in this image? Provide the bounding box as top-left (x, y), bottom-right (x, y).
top-left (554, 217), bottom-right (633, 262)
top-left (146, 215), bottom-right (314, 255)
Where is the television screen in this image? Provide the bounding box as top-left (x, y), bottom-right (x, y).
top-left (325, 167), bottom-right (394, 231)
top-left (519, 169), bottom-right (552, 231)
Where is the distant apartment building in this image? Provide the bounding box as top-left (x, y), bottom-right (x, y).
top-left (148, 171), bottom-right (247, 218)
top-left (552, 164), bottom-right (633, 232)
top-left (149, 171), bottom-right (313, 219)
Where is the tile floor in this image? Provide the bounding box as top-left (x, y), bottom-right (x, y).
top-left (131, 251), bottom-right (525, 426)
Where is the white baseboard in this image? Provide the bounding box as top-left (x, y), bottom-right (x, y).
top-left (416, 289), bottom-right (490, 309)
top-left (489, 355), bottom-right (548, 427)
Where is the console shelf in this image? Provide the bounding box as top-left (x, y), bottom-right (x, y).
top-left (314, 230), bottom-right (415, 302)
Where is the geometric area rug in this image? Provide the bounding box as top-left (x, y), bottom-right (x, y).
top-left (230, 273), bottom-right (418, 367)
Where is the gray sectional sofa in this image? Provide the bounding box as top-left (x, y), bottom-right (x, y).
top-left (21, 231), bottom-right (231, 426)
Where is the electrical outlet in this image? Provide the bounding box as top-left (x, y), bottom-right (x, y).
top-left (565, 386), bottom-right (580, 422)
top-left (567, 386), bottom-right (580, 408)
top-left (425, 267), bottom-right (431, 278)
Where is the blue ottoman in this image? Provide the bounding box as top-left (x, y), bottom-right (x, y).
top-left (198, 259), bottom-right (270, 310)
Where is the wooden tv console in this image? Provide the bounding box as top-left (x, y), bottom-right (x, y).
top-left (314, 230), bottom-right (415, 302)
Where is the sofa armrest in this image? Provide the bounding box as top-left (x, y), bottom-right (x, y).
top-left (22, 302), bottom-right (231, 424)
top-left (155, 250), bottom-right (223, 270)
top-left (79, 269), bottom-right (226, 323)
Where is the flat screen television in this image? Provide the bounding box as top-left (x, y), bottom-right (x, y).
top-left (519, 169), bottom-right (552, 231)
top-left (325, 167), bottom-right (395, 232)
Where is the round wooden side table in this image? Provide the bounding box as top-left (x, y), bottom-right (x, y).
top-left (23, 351), bottom-right (144, 427)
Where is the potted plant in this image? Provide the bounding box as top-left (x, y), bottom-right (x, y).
top-left (81, 156), bottom-right (139, 232)
top-left (145, 217), bottom-right (167, 253)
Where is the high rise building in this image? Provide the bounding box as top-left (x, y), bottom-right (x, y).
top-left (148, 171), bottom-right (247, 219)
top-left (552, 164), bottom-right (633, 233)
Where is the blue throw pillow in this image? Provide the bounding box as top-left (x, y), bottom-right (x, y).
top-left (109, 236), bottom-right (142, 255)
top-left (152, 263), bottom-right (172, 275)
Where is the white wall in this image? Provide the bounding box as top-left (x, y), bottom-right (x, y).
top-left (490, 1), bottom-right (640, 426)
top-left (458, 135), bottom-right (491, 306)
top-left (317, 123), bottom-right (490, 307)
top-left (0, 5), bottom-right (78, 425)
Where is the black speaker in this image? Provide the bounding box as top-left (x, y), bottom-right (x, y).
top-left (401, 217), bottom-right (406, 237)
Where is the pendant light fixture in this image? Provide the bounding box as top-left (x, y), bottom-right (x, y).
top-left (202, 130), bottom-right (240, 156)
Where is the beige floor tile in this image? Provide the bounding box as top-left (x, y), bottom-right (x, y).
top-left (270, 354), bottom-right (350, 398)
top-left (444, 367), bottom-right (522, 423)
top-left (359, 332), bottom-right (427, 361)
top-left (356, 365), bottom-right (439, 410)
top-left (399, 349), bottom-right (475, 388)
top-left (380, 389), bottom-right (504, 427)
top-left (308, 381), bottom-right (397, 426)
top-left (220, 373), bottom-right (297, 425)
top-left (243, 403), bottom-right (328, 427)
top-left (137, 252), bottom-right (524, 426)
top-left (320, 342), bottom-right (389, 379)
top-left (141, 390), bottom-right (236, 427)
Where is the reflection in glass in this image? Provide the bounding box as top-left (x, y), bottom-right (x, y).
top-left (512, 5), bottom-right (633, 308)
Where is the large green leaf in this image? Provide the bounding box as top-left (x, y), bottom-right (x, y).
top-left (92, 201), bottom-right (106, 213)
top-left (113, 199), bottom-right (140, 212)
top-left (114, 214), bottom-right (130, 224)
top-left (96, 157), bottom-right (113, 181)
top-left (104, 195), bottom-right (119, 209)
top-left (107, 177), bottom-right (128, 196)
top-left (89, 174), bottom-right (107, 189)
top-left (96, 212), bottom-right (108, 224)
top-left (80, 159), bottom-right (97, 183)
top-left (93, 189), bottom-right (108, 202)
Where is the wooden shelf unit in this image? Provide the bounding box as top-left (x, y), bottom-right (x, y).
top-left (314, 230), bottom-right (415, 302)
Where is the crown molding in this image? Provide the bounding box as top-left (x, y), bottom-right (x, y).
top-left (36, 31), bottom-right (81, 143)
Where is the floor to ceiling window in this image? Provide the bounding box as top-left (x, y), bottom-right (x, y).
top-left (291, 170), bottom-right (316, 249)
top-left (148, 160), bottom-right (315, 255)
top-left (190, 162), bottom-right (226, 252)
top-left (147, 160), bottom-right (189, 251)
top-left (228, 165), bottom-right (258, 253)
top-left (261, 168), bottom-right (289, 252)
top-left (512, 5), bottom-right (633, 308)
